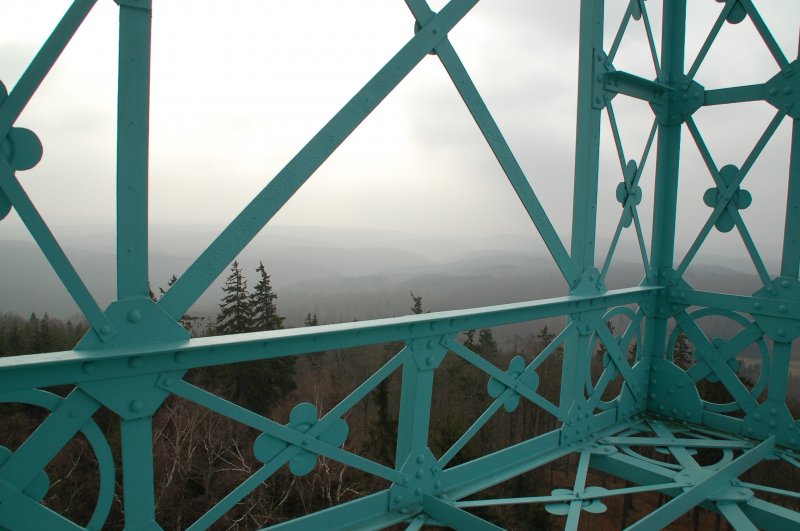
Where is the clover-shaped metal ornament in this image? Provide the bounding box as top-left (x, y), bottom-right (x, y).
top-left (0, 81), bottom-right (44, 220)
top-left (544, 486), bottom-right (608, 515)
top-left (616, 161), bottom-right (642, 228)
top-left (253, 402), bottom-right (348, 476)
top-left (703, 164), bottom-right (751, 233)
top-left (487, 355), bottom-right (538, 412)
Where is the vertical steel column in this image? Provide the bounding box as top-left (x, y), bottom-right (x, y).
top-left (116, 0), bottom-right (152, 300)
top-left (644, 1), bottom-right (686, 361)
top-left (563, 0), bottom-right (604, 409)
top-left (120, 416), bottom-right (159, 530)
top-left (781, 117), bottom-right (800, 279)
top-left (570, 0), bottom-right (604, 270)
top-left (394, 342), bottom-right (444, 466)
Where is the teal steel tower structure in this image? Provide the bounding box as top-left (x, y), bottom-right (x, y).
top-left (1, 0), bottom-right (799, 529)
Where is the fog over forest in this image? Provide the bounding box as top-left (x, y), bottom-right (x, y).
top-left (0, 222), bottom-right (769, 336)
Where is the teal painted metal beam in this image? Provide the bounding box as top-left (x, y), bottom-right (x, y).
top-left (0, 160), bottom-right (115, 342)
top-left (0, 0), bottom-right (98, 138)
top-left (644, 0), bottom-right (686, 370)
top-left (157, 0), bottom-right (479, 321)
top-left (0, 287), bottom-right (658, 392)
top-left (626, 437), bottom-right (775, 531)
top-left (782, 118), bottom-right (800, 278)
top-left (116, 0), bottom-right (152, 300)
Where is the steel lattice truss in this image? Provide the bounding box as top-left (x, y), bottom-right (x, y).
top-left (0, 0), bottom-right (799, 529)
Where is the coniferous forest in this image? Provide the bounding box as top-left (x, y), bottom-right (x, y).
top-left (1, 261), bottom-right (799, 530)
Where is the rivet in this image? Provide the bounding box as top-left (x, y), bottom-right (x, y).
top-left (68, 410), bottom-right (77, 418)
top-left (414, 487), bottom-right (422, 496)
top-left (434, 480), bottom-right (443, 489)
top-left (770, 408), bottom-right (778, 416)
top-left (768, 288), bottom-right (777, 295)
top-left (784, 87), bottom-right (793, 95)
top-left (416, 470), bottom-right (424, 479)
top-left (791, 438), bottom-right (798, 445)
top-left (163, 378), bottom-right (174, 387)
top-left (746, 427), bottom-right (754, 434)
top-left (781, 280), bottom-right (791, 289)
top-left (769, 420), bottom-right (776, 428)
top-left (426, 356), bottom-right (434, 367)
top-left (394, 495), bottom-right (402, 503)
top-left (129, 356), bottom-right (142, 369)
top-left (400, 508), bottom-right (410, 514)
top-left (417, 453), bottom-right (425, 464)
top-left (130, 399), bottom-right (143, 413)
top-left (754, 413), bottom-right (762, 420)
top-left (659, 405), bottom-right (665, 411)
top-left (302, 439), bottom-right (309, 447)
top-left (777, 329), bottom-right (786, 337)
top-left (127, 310), bottom-right (141, 323)
top-left (779, 305), bottom-right (788, 314)
top-left (99, 324), bottom-right (112, 335)
top-left (174, 352), bottom-right (186, 363)
top-left (681, 94), bottom-right (688, 101)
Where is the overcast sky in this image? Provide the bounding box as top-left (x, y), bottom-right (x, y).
top-left (0, 0), bottom-right (797, 274)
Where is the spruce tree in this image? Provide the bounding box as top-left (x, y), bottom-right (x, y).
top-left (672, 331), bottom-right (693, 369)
top-left (250, 262), bottom-right (285, 331)
top-left (410, 291), bottom-right (424, 314)
top-left (213, 260), bottom-right (254, 335)
top-left (537, 325), bottom-right (555, 350)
